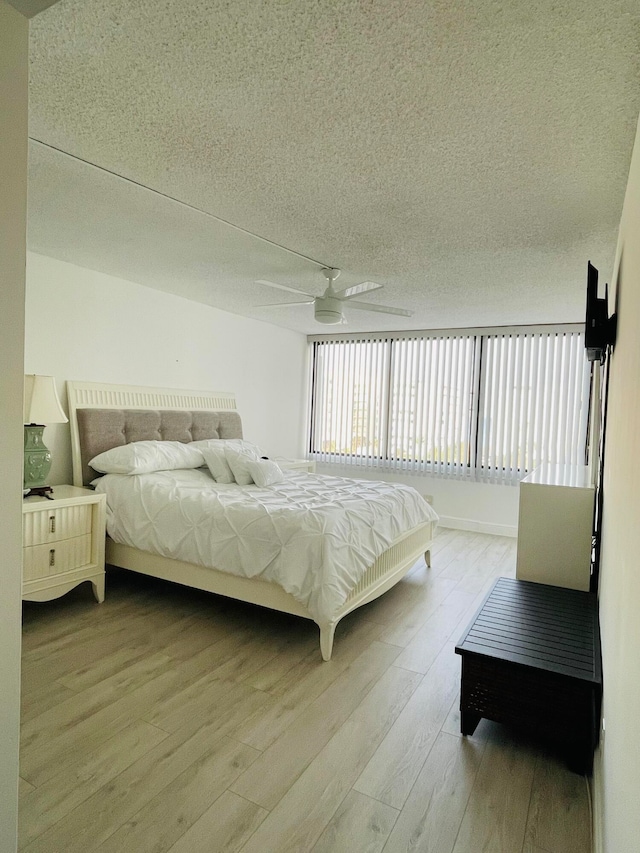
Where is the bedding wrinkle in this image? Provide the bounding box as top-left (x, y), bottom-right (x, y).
top-left (95, 469), bottom-right (438, 624)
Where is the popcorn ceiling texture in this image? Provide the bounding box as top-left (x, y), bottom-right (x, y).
top-left (27, 0), bottom-right (640, 333)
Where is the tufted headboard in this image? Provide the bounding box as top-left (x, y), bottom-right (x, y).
top-left (67, 381), bottom-right (241, 487)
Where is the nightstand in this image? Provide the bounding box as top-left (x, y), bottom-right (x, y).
top-left (277, 459), bottom-right (317, 474)
top-left (22, 485), bottom-right (106, 603)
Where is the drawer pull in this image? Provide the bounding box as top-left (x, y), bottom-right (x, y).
top-left (49, 549), bottom-right (55, 567)
top-left (49, 515), bottom-right (56, 534)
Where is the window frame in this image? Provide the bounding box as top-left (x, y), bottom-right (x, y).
top-left (307, 324), bottom-right (589, 483)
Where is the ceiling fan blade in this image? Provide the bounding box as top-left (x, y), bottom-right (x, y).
top-left (334, 281), bottom-right (384, 300)
top-left (254, 299), bottom-right (315, 307)
top-left (255, 279), bottom-right (313, 296)
top-left (347, 300), bottom-right (413, 317)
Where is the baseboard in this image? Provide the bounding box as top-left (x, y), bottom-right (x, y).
top-left (591, 745), bottom-right (603, 853)
top-left (437, 515), bottom-right (517, 538)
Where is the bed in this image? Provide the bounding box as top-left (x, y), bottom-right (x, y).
top-left (68, 381), bottom-right (438, 660)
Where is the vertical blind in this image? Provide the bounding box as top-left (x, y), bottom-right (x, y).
top-left (309, 327), bottom-right (590, 483)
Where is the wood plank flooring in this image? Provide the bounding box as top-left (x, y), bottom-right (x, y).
top-left (19, 529), bottom-right (592, 853)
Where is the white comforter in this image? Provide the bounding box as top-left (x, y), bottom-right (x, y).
top-left (94, 469), bottom-right (438, 624)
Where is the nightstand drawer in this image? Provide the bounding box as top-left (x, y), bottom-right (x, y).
top-left (23, 503), bottom-right (92, 546)
top-left (23, 534), bottom-right (92, 582)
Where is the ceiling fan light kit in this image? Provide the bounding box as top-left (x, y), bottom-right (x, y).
top-left (255, 267), bottom-right (413, 325)
top-left (314, 295), bottom-right (344, 325)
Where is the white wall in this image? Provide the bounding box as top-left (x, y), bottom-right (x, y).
top-left (0, 4), bottom-right (28, 851)
top-left (593, 112), bottom-right (640, 852)
top-left (24, 253), bottom-right (309, 484)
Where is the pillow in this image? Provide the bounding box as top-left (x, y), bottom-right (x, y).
top-left (200, 444), bottom-right (236, 484)
top-left (246, 458), bottom-right (284, 487)
top-left (225, 445), bottom-right (261, 485)
top-left (89, 440), bottom-right (204, 475)
top-left (192, 438), bottom-right (263, 457)
top-left (194, 439), bottom-right (265, 483)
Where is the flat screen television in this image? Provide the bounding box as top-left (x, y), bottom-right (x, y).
top-left (585, 261), bottom-right (611, 363)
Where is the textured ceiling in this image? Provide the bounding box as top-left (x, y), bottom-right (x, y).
top-left (27, 0), bottom-right (640, 334)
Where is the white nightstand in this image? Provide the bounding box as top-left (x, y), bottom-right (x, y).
top-left (277, 459), bottom-right (317, 474)
top-left (22, 485), bottom-right (107, 603)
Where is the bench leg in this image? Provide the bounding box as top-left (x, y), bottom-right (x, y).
top-left (565, 735), bottom-right (594, 776)
top-left (461, 711), bottom-right (481, 736)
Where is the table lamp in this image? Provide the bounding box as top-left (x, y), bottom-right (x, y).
top-left (23, 375), bottom-right (68, 498)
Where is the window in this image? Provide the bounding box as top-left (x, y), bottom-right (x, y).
top-left (309, 326), bottom-right (590, 483)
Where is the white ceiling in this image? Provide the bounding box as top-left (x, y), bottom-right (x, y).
top-left (27, 0), bottom-right (640, 334)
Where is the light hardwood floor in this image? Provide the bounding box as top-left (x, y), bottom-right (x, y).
top-left (19, 529), bottom-right (592, 853)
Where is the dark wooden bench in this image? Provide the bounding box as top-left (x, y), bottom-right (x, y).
top-left (455, 577), bottom-right (602, 773)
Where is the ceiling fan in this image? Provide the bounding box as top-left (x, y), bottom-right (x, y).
top-left (255, 268), bottom-right (413, 325)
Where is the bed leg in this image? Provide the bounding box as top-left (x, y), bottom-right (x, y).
top-left (319, 622), bottom-right (337, 661)
top-left (425, 549), bottom-right (431, 568)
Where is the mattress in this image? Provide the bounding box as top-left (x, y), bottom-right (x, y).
top-left (94, 468), bottom-right (438, 624)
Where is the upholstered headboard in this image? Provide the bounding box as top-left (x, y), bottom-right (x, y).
top-left (67, 382), bottom-right (241, 487)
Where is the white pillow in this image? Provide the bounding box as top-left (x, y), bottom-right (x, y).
top-left (194, 439), bottom-right (265, 483)
top-left (89, 440), bottom-right (204, 475)
top-left (200, 444), bottom-right (236, 484)
top-left (191, 438), bottom-right (263, 456)
top-left (246, 458), bottom-right (284, 487)
top-left (225, 446), bottom-right (261, 485)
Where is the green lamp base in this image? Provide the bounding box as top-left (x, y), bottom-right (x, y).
top-left (24, 424), bottom-right (52, 490)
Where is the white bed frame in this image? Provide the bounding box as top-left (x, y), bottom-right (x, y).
top-left (68, 381), bottom-right (434, 660)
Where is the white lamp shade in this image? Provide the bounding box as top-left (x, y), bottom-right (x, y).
top-left (24, 375), bottom-right (68, 425)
